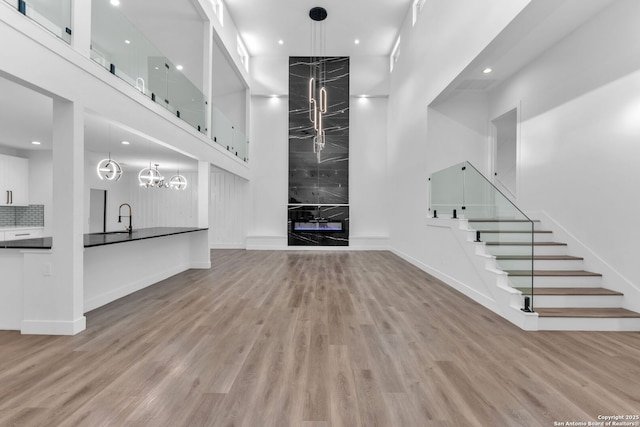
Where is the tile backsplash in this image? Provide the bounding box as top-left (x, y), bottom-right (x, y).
top-left (0, 205), bottom-right (45, 227)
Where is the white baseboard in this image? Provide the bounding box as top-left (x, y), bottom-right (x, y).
top-left (209, 243), bottom-right (246, 249)
top-left (84, 263), bottom-right (190, 313)
top-left (21, 316), bottom-right (86, 335)
top-left (246, 235), bottom-right (389, 251)
top-left (246, 236), bottom-right (287, 250)
top-left (190, 261), bottom-right (211, 269)
top-left (349, 236), bottom-right (389, 250)
top-left (390, 247), bottom-right (496, 309)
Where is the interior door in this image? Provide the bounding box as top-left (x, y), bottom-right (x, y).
top-left (89, 189), bottom-right (107, 233)
top-left (492, 108), bottom-right (518, 198)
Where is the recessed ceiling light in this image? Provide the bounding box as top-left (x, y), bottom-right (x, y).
top-left (278, 40), bottom-right (284, 45)
top-left (354, 39), bottom-right (360, 45)
top-left (124, 39), bottom-right (130, 44)
top-left (483, 67), bottom-right (493, 74)
top-left (31, 141), bottom-right (41, 145)
top-left (176, 65), bottom-right (184, 71)
top-left (121, 140), bottom-right (130, 145)
top-left (110, 0), bottom-right (120, 6)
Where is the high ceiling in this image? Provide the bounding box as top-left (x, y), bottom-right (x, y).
top-left (224, 0), bottom-right (413, 57)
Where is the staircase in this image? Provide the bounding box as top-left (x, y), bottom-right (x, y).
top-left (469, 219), bottom-right (640, 331)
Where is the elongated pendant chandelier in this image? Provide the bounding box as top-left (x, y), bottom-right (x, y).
top-left (309, 6), bottom-right (328, 163)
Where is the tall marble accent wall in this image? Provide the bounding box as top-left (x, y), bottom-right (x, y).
top-left (288, 57), bottom-right (349, 246)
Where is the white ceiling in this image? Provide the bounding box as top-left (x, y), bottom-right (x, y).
top-left (224, 0), bottom-right (413, 57)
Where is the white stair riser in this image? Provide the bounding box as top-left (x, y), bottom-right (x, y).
top-left (509, 275), bottom-right (602, 288)
top-left (468, 222), bottom-right (542, 231)
top-left (537, 317), bottom-right (640, 331)
top-left (477, 233), bottom-right (554, 243)
top-left (485, 245), bottom-right (567, 256)
top-left (497, 259), bottom-right (584, 271)
top-left (533, 295), bottom-right (623, 308)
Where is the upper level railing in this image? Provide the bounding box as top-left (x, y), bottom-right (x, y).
top-left (3, 0), bottom-right (250, 163)
top-left (3, 0), bottom-right (71, 43)
top-left (429, 161), bottom-right (534, 312)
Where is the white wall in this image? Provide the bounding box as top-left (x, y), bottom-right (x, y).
top-left (349, 96), bottom-right (389, 247)
top-left (27, 150), bottom-right (53, 235)
top-left (387, 0), bottom-right (530, 259)
top-left (248, 94), bottom-right (289, 246)
top-left (209, 167), bottom-right (247, 248)
top-left (427, 91), bottom-right (490, 174)
top-left (488, 0), bottom-right (640, 298)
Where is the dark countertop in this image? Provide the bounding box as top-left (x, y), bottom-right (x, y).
top-left (0, 227), bottom-right (207, 250)
top-left (0, 237), bottom-right (53, 249)
top-left (84, 227), bottom-right (208, 248)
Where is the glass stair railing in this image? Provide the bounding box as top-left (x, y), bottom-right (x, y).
top-left (429, 161), bottom-right (535, 312)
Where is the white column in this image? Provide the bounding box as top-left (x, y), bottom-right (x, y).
top-left (52, 98), bottom-right (85, 332)
top-left (196, 160), bottom-right (212, 267)
top-left (71, 0), bottom-right (91, 57)
top-left (23, 99), bottom-right (86, 335)
top-left (198, 160), bottom-right (211, 230)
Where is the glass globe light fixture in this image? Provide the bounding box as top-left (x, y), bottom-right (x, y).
top-left (138, 163), bottom-right (162, 187)
top-left (97, 154), bottom-right (123, 181)
top-left (169, 174), bottom-right (188, 190)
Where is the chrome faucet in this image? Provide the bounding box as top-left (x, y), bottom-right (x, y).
top-left (118, 203), bottom-right (133, 234)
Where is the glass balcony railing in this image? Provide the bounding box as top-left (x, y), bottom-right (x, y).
top-left (4, 0), bottom-right (71, 43)
top-left (212, 105), bottom-right (249, 162)
top-left (429, 161), bottom-right (534, 312)
top-left (90, 0), bottom-right (206, 134)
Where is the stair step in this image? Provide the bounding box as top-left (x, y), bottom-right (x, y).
top-left (527, 287), bottom-right (624, 309)
top-left (485, 242), bottom-right (566, 246)
top-left (496, 255), bottom-right (583, 260)
top-left (468, 219), bottom-right (540, 223)
top-left (486, 244), bottom-right (568, 256)
top-left (519, 287), bottom-right (622, 296)
top-left (506, 270), bottom-right (602, 277)
top-left (478, 230), bottom-right (552, 234)
top-left (536, 308), bottom-right (640, 318)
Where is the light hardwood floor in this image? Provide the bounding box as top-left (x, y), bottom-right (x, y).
top-left (1, 250), bottom-right (639, 426)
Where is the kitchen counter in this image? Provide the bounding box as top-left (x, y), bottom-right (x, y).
top-left (84, 227), bottom-right (208, 248)
top-left (0, 227), bottom-right (207, 249)
top-left (1, 226), bottom-right (210, 334)
top-left (0, 237), bottom-right (52, 249)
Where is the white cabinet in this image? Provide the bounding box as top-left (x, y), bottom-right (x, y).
top-left (0, 154), bottom-right (29, 206)
top-left (3, 228), bottom-right (43, 241)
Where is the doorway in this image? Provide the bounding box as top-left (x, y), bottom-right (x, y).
top-left (492, 108), bottom-right (518, 198)
top-left (89, 189), bottom-right (107, 233)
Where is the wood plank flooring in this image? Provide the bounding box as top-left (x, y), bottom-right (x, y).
top-left (1, 250), bottom-right (639, 426)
